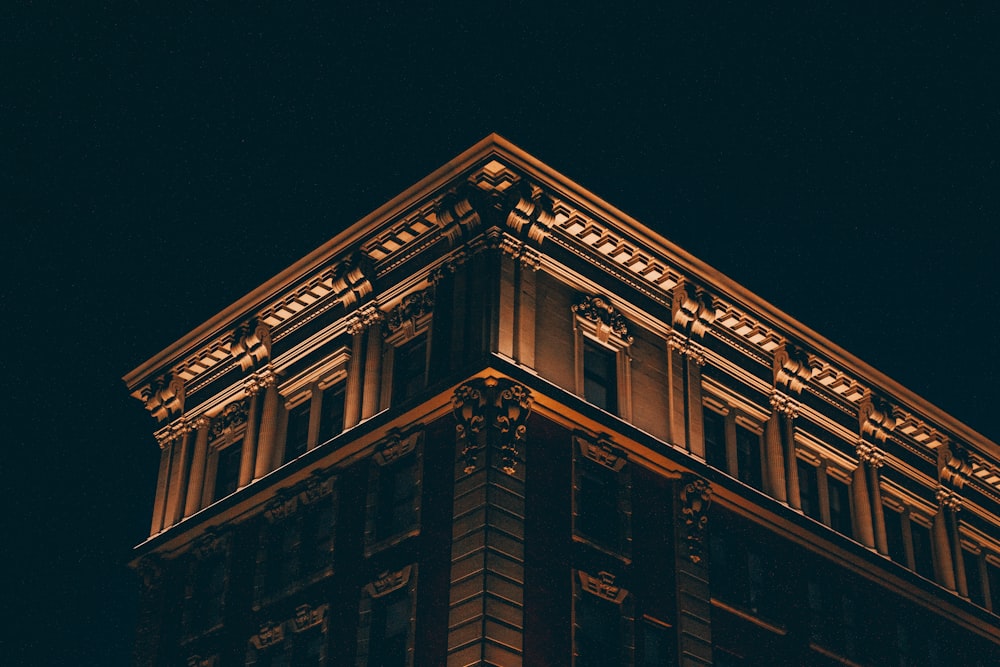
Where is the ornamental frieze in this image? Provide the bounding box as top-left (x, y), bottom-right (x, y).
top-left (210, 399), bottom-right (249, 441)
top-left (384, 287), bottom-right (434, 337)
top-left (572, 294), bottom-right (633, 345)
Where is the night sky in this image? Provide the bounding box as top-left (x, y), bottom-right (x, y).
top-left (5, 4), bottom-right (999, 664)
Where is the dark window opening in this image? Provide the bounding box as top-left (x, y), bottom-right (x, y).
top-left (883, 506), bottom-right (907, 565)
top-left (827, 477), bottom-right (853, 538)
top-left (987, 561), bottom-right (1000, 612)
top-left (375, 458), bottom-right (418, 543)
top-left (797, 461), bottom-right (821, 521)
top-left (214, 440), bottom-right (243, 501)
top-left (318, 382), bottom-right (346, 444)
top-left (583, 339), bottom-right (617, 415)
top-left (577, 464), bottom-right (620, 552)
top-left (576, 592), bottom-right (622, 667)
top-left (735, 425), bottom-right (762, 490)
top-left (392, 333), bottom-right (428, 405)
top-left (964, 549), bottom-right (985, 607)
top-left (703, 409), bottom-right (727, 470)
top-left (910, 520), bottom-right (934, 580)
top-left (369, 589), bottom-right (410, 667)
top-left (640, 619), bottom-right (675, 667)
top-left (284, 401), bottom-right (311, 463)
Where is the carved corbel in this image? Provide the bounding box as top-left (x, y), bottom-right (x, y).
top-left (374, 429), bottom-right (423, 466)
top-left (436, 186), bottom-right (482, 246)
top-left (452, 377), bottom-right (532, 475)
top-left (231, 319), bottom-right (271, 371)
top-left (291, 604), bottom-right (327, 633)
top-left (330, 254), bottom-right (374, 308)
top-left (249, 621), bottom-right (285, 650)
top-left (572, 294), bottom-right (634, 345)
top-left (679, 475), bottom-right (712, 564)
top-left (939, 441), bottom-right (972, 490)
top-left (671, 281), bottom-right (716, 339)
top-left (577, 435), bottom-right (627, 472)
top-left (773, 343), bottom-right (813, 394)
top-left (136, 374), bottom-right (186, 422)
top-left (858, 391), bottom-right (896, 443)
top-left (505, 181), bottom-right (555, 243)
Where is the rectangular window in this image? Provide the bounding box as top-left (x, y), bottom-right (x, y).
top-left (703, 408), bottom-right (727, 470)
top-left (964, 549), bottom-right (985, 608)
top-left (357, 566), bottom-right (415, 667)
top-left (797, 460), bottom-right (821, 521)
top-left (639, 617), bottom-right (675, 667)
top-left (583, 339), bottom-right (618, 415)
top-left (375, 458), bottom-right (418, 543)
top-left (259, 484), bottom-right (336, 603)
top-left (987, 561), bottom-right (1000, 612)
top-left (318, 382), bottom-right (346, 444)
top-left (735, 424), bottom-right (762, 490)
top-left (392, 333), bottom-right (428, 405)
top-left (826, 477), bottom-right (853, 538)
top-left (807, 578), bottom-right (857, 659)
top-left (910, 520), bottom-right (935, 580)
top-left (284, 401), bottom-right (312, 463)
top-left (883, 505), bottom-right (907, 565)
top-left (214, 440), bottom-right (243, 501)
top-left (196, 553), bottom-right (226, 631)
top-left (577, 464), bottom-right (620, 551)
top-left (709, 524), bottom-right (777, 621)
top-left (576, 592), bottom-right (623, 667)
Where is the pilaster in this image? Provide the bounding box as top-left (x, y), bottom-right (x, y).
top-left (675, 474), bottom-right (713, 666)
top-left (254, 371), bottom-right (279, 480)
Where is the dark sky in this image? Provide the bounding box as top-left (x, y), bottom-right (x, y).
top-left (5, 4), bottom-right (999, 664)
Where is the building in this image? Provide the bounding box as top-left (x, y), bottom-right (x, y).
top-left (124, 135), bottom-right (1000, 666)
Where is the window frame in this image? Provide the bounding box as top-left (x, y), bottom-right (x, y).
top-left (572, 296), bottom-right (633, 420)
top-left (572, 435), bottom-right (632, 562)
top-left (364, 430), bottom-right (424, 557)
top-left (573, 569), bottom-right (635, 667)
top-left (356, 565), bottom-right (418, 667)
top-left (275, 350), bottom-right (351, 466)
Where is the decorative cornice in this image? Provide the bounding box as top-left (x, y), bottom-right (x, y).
top-left (365, 565), bottom-right (412, 599)
top-left (329, 254), bottom-right (374, 309)
top-left (505, 181), bottom-right (554, 243)
top-left (578, 570), bottom-right (629, 604)
top-left (231, 319), bottom-right (271, 371)
top-left (671, 281), bottom-right (716, 339)
top-left (572, 294), bottom-right (634, 345)
top-left (940, 441), bottom-right (972, 491)
top-left (859, 391), bottom-right (897, 444)
top-left (436, 186), bottom-right (482, 246)
top-left (680, 474), bottom-right (712, 565)
top-left (773, 343), bottom-right (813, 394)
top-left (136, 374), bottom-right (186, 422)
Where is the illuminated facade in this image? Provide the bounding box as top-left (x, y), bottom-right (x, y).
top-left (126, 135), bottom-right (1000, 666)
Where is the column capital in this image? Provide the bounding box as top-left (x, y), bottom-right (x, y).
top-left (936, 486), bottom-right (963, 512)
top-left (769, 390), bottom-right (799, 418)
top-left (856, 441), bottom-right (886, 468)
top-left (346, 305), bottom-right (383, 335)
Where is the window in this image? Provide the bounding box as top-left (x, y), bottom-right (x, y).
top-left (797, 461), bottom-right (821, 521)
top-left (257, 473), bottom-right (336, 603)
top-left (181, 532), bottom-right (231, 638)
top-left (357, 566), bottom-right (416, 667)
top-left (964, 549), bottom-right (986, 607)
top-left (709, 516), bottom-right (783, 623)
top-left (391, 332), bottom-right (428, 405)
top-left (826, 476), bottom-right (853, 538)
top-left (246, 604), bottom-right (328, 667)
top-left (910, 519), bottom-right (934, 580)
top-left (214, 439), bottom-right (243, 501)
top-left (583, 339), bottom-right (618, 414)
top-left (639, 617), bottom-right (675, 667)
top-left (574, 570), bottom-right (633, 667)
top-left (284, 401), bottom-right (311, 463)
top-left (703, 408), bottom-right (727, 470)
top-left (883, 505), bottom-right (907, 565)
top-left (987, 561), bottom-right (1000, 612)
top-left (365, 431), bottom-right (423, 555)
top-left (808, 576), bottom-right (858, 661)
top-left (734, 424), bottom-right (763, 490)
top-left (317, 382), bottom-right (345, 444)
top-left (573, 436), bottom-right (631, 559)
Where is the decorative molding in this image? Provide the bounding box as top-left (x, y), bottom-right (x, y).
top-left (572, 294), bottom-right (634, 345)
top-left (505, 181), bottom-right (555, 243)
top-left (249, 621), bottom-right (285, 650)
top-left (384, 287), bottom-right (434, 338)
top-left (330, 255), bottom-right (374, 308)
top-left (577, 435), bottom-right (627, 472)
top-left (186, 656), bottom-right (217, 667)
top-left (210, 399), bottom-right (249, 441)
top-left (263, 468), bottom-right (336, 523)
top-left (346, 304), bottom-right (383, 335)
top-left (435, 186), bottom-right (482, 246)
top-left (136, 374), bottom-right (186, 422)
top-left (680, 474), bottom-right (712, 565)
top-left (859, 391), bottom-right (897, 443)
top-left (373, 428), bottom-right (423, 466)
top-left (136, 555), bottom-right (163, 593)
top-left (578, 570), bottom-right (629, 604)
top-left (856, 441), bottom-right (886, 468)
top-left (773, 343), bottom-right (813, 394)
top-left (936, 486), bottom-right (963, 512)
top-left (452, 377), bottom-right (533, 475)
top-left (290, 604), bottom-right (327, 633)
top-left (940, 441), bottom-right (972, 490)
top-left (365, 565), bottom-right (413, 599)
top-left (769, 390), bottom-right (799, 419)
top-left (231, 319), bottom-right (271, 371)
top-left (671, 281), bottom-right (716, 339)
top-left (192, 529), bottom-right (231, 560)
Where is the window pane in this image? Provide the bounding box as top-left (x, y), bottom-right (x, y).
top-left (577, 593), bottom-right (621, 667)
top-left (583, 339), bottom-right (617, 415)
top-left (376, 458), bottom-right (417, 542)
top-left (285, 401), bottom-right (311, 463)
top-left (640, 620), bottom-right (674, 667)
top-left (577, 465), bottom-right (619, 551)
top-left (826, 477), bottom-right (853, 538)
top-left (318, 382), bottom-right (346, 443)
top-left (703, 409), bottom-right (727, 470)
top-left (910, 520), bottom-right (934, 580)
top-left (987, 562), bottom-right (1000, 612)
top-left (797, 461), bottom-right (821, 520)
top-left (370, 590), bottom-right (410, 667)
top-left (392, 334), bottom-right (428, 405)
top-left (735, 425), bottom-right (762, 490)
top-left (883, 506), bottom-right (907, 565)
top-left (214, 441), bottom-right (243, 501)
top-left (964, 550), bottom-right (985, 607)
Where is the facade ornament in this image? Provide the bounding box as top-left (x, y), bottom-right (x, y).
top-left (384, 287), bottom-right (434, 338)
top-left (373, 429), bottom-right (422, 466)
top-left (346, 305), bottom-right (383, 335)
top-left (940, 441), bottom-right (972, 490)
top-left (773, 343), bottom-right (813, 394)
top-left (680, 474), bottom-right (713, 565)
top-left (192, 529), bottom-right (231, 560)
top-left (263, 468), bottom-right (336, 523)
top-left (137, 374), bottom-right (186, 422)
top-left (249, 621), bottom-right (285, 650)
top-left (136, 555), bottom-right (163, 593)
top-left (330, 254), bottom-right (374, 309)
top-left (505, 181), bottom-right (554, 243)
top-left (436, 186), bottom-right (482, 246)
top-left (936, 486), bottom-right (963, 512)
top-left (859, 391), bottom-right (896, 443)
top-left (452, 377), bottom-right (533, 475)
top-left (365, 565), bottom-right (412, 598)
top-left (671, 281), bottom-right (716, 339)
top-left (577, 435), bottom-right (627, 472)
top-left (231, 318), bottom-right (271, 371)
top-left (668, 330), bottom-right (706, 366)
top-left (186, 656), bottom-right (217, 667)
top-left (855, 441), bottom-right (886, 468)
top-left (572, 294), bottom-right (634, 345)
top-left (210, 399), bottom-right (249, 440)
top-left (291, 604), bottom-right (327, 633)
top-left (429, 253), bottom-right (468, 284)
top-left (578, 570), bottom-right (629, 603)
top-left (769, 390), bottom-right (799, 419)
